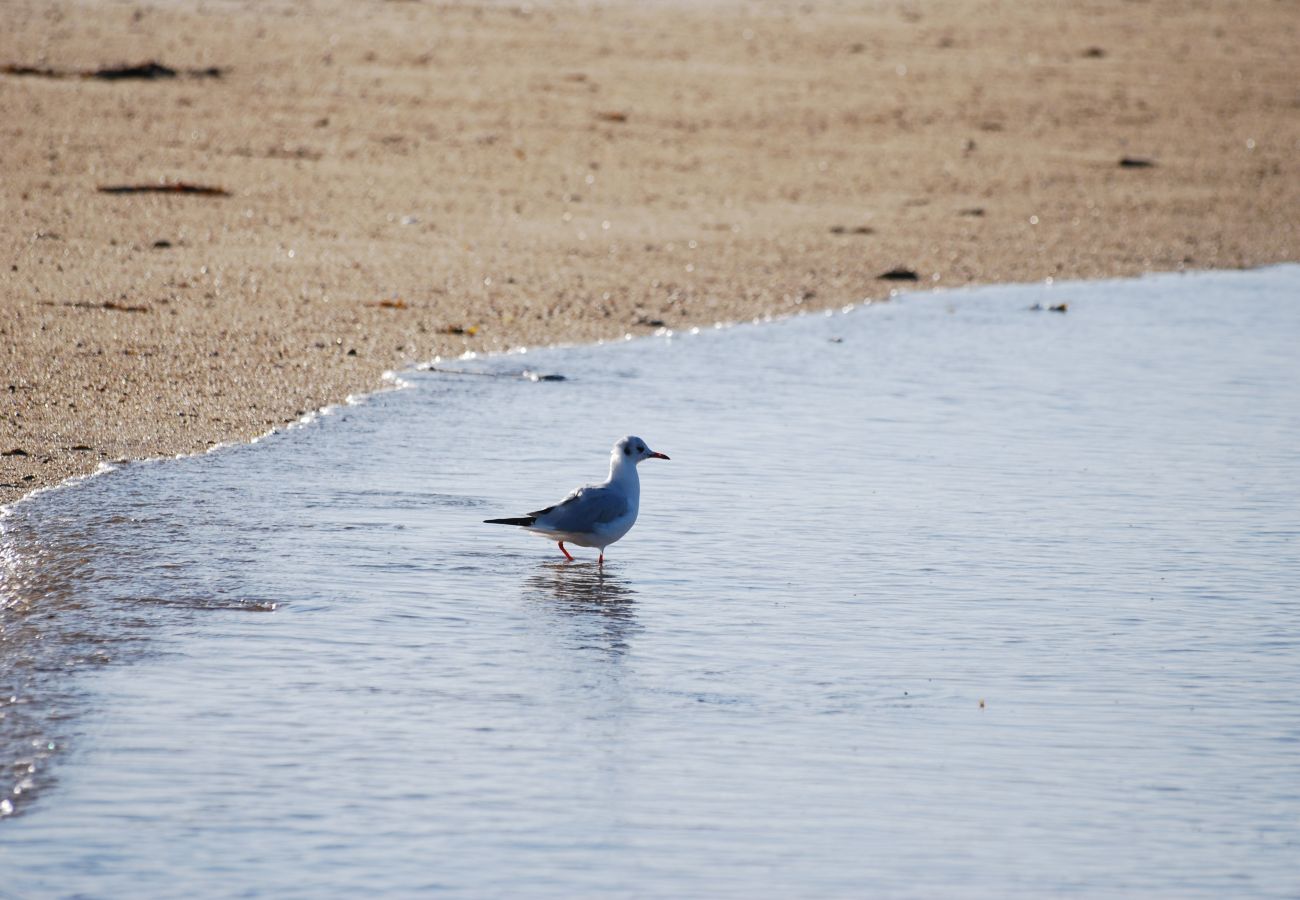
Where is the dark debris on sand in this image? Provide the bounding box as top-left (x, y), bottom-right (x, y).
top-left (878, 266), bottom-right (920, 281)
top-left (98, 183), bottom-right (231, 197)
top-left (2, 60), bottom-right (224, 80)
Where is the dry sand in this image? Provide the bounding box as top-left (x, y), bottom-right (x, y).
top-left (2, 0), bottom-right (1297, 505)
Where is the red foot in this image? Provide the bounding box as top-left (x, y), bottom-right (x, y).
top-left (558, 541), bottom-right (575, 561)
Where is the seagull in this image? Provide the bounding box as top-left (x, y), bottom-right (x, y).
top-left (484, 435), bottom-right (670, 563)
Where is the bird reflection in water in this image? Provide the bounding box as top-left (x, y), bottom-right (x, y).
top-left (524, 561), bottom-right (640, 657)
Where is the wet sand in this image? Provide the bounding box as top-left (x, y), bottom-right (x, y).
top-left (2, 0), bottom-right (1296, 504)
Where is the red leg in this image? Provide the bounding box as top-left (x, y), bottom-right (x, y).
top-left (558, 541), bottom-right (575, 561)
top-left (598, 552), bottom-right (604, 565)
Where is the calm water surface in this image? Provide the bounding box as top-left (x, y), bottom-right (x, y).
top-left (2, 268), bottom-right (1299, 897)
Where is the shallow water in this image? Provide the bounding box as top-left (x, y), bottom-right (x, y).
top-left (2, 267), bottom-right (1299, 897)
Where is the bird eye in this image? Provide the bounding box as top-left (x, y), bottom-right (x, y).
top-left (637, 445), bottom-right (645, 453)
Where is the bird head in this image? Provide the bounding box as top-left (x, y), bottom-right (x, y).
top-left (614, 435), bottom-right (669, 464)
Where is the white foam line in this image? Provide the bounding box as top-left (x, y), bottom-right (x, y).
top-left (0, 369), bottom-right (417, 517)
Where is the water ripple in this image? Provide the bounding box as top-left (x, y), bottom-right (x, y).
top-left (1, 268), bottom-right (1299, 897)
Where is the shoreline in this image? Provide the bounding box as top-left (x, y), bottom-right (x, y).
top-left (3, 0), bottom-right (1297, 506)
top-left (3, 261), bottom-right (1289, 519)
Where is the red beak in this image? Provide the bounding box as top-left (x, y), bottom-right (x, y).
top-left (649, 451), bottom-right (670, 460)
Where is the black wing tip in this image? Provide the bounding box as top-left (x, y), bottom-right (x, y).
top-left (484, 516), bottom-right (536, 526)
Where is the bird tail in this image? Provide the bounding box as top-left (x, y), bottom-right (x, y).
top-left (484, 516), bottom-right (536, 527)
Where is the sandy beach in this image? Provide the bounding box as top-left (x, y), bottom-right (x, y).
top-left (2, 0), bottom-right (1296, 505)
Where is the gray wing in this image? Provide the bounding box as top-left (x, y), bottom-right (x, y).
top-left (531, 484), bottom-right (628, 532)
